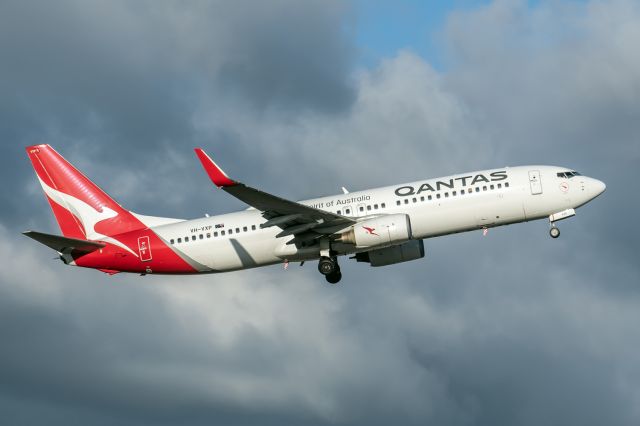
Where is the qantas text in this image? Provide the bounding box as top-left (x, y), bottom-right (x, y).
top-left (394, 171), bottom-right (508, 196)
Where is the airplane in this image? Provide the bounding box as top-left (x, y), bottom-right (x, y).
top-left (23, 144), bottom-right (606, 284)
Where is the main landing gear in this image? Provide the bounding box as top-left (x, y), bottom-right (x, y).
top-left (318, 256), bottom-right (342, 284)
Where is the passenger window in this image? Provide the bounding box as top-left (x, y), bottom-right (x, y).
top-left (461, 189), bottom-right (465, 194)
top-left (221, 230), bottom-right (226, 236)
top-left (191, 235), bottom-right (196, 241)
top-left (374, 204), bottom-right (378, 209)
top-left (505, 182), bottom-right (510, 188)
top-left (170, 239), bottom-right (175, 244)
top-left (177, 238), bottom-right (182, 243)
top-left (490, 184), bottom-right (494, 190)
top-left (483, 186), bottom-right (487, 191)
top-left (252, 225), bottom-right (256, 231)
top-left (404, 199), bottom-right (409, 204)
top-left (475, 187), bottom-right (480, 193)
top-left (367, 205), bottom-right (371, 211)
top-left (420, 196), bottom-right (424, 202)
top-left (381, 203), bottom-right (386, 208)
top-left (452, 191), bottom-right (456, 196)
top-left (412, 197), bottom-right (417, 203)
top-left (346, 208), bottom-right (351, 214)
top-left (243, 226), bottom-right (248, 232)
top-left (228, 229), bottom-right (233, 235)
top-left (337, 210), bottom-right (342, 215)
top-left (214, 232), bottom-right (218, 237)
top-left (359, 206), bottom-right (364, 212)
top-left (436, 194), bottom-right (441, 199)
top-left (428, 195), bottom-right (432, 200)
top-left (396, 200), bottom-right (401, 206)
top-left (497, 183), bottom-right (502, 188)
top-left (206, 233), bottom-right (211, 238)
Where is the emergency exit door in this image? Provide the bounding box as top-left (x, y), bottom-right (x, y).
top-left (529, 170), bottom-right (542, 195)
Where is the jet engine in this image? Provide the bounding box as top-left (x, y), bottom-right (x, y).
top-left (354, 240), bottom-right (425, 267)
top-left (338, 214), bottom-right (412, 248)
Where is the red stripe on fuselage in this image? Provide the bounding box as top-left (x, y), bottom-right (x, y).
top-left (73, 228), bottom-right (198, 274)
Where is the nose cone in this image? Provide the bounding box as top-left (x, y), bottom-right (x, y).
top-left (587, 177), bottom-right (606, 201)
top-left (594, 178), bottom-right (606, 196)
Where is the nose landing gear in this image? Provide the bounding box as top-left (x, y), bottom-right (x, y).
top-left (548, 208), bottom-right (575, 239)
top-left (318, 256), bottom-right (341, 284)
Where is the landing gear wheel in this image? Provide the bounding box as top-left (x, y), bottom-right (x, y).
top-left (325, 271), bottom-right (342, 284)
top-left (549, 226), bottom-right (560, 239)
top-left (318, 257), bottom-right (337, 275)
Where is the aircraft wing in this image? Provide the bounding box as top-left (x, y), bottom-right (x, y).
top-left (23, 231), bottom-right (106, 254)
top-left (194, 149), bottom-right (355, 243)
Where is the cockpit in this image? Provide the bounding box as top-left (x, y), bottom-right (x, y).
top-left (557, 171), bottom-right (581, 178)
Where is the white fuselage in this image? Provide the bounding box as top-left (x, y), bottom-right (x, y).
top-left (148, 165), bottom-right (605, 273)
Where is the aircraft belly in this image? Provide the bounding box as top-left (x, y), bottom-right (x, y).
top-left (411, 193), bottom-right (527, 238)
top-left (181, 236), bottom-right (281, 272)
top-left (522, 192), bottom-right (572, 220)
top-left (476, 193), bottom-right (525, 227)
top-left (410, 205), bottom-right (476, 238)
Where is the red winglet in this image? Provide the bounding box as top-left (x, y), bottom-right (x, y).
top-left (194, 148), bottom-right (236, 188)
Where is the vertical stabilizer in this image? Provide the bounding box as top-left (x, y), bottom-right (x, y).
top-left (25, 145), bottom-right (143, 239)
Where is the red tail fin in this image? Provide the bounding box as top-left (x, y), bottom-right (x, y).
top-left (26, 145), bottom-right (144, 239)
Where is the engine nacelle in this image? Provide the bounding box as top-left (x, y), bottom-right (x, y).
top-left (339, 214), bottom-right (412, 248)
top-left (355, 240), bottom-right (425, 267)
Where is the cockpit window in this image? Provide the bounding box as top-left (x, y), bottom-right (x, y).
top-left (557, 171), bottom-right (581, 178)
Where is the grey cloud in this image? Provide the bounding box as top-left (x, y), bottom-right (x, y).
top-left (443, 0), bottom-right (640, 163)
top-left (0, 0), bottom-right (356, 225)
top-left (192, 50), bottom-right (489, 202)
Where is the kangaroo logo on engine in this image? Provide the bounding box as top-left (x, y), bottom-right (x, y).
top-left (362, 226), bottom-right (379, 236)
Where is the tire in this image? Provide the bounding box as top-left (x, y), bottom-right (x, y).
top-left (326, 271), bottom-right (342, 284)
top-left (318, 257), bottom-right (336, 275)
top-left (549, 227), bottom-right (560, 239)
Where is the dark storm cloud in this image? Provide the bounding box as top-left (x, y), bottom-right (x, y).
top-left (2, 1), bottom-right (640, 425)
top-left (214, 1), bottom-right (355, 112)
top-left (0, 0), bottom-right (355, 224)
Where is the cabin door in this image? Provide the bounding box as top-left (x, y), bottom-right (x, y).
top-left (529, 170), bottom-right (543, 195)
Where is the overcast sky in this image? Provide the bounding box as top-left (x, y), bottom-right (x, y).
top-left (1, 0), bottom-right (640, 424)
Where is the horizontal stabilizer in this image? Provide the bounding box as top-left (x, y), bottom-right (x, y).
top-left (23, 231), bottom-right (105, 254)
